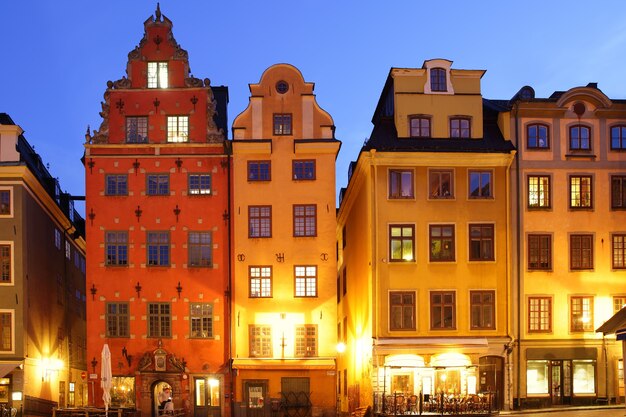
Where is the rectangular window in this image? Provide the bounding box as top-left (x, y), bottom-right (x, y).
top-left (470, 291), bottom-right (495, 329)
top-left (614, 296), bottom-right (626, 313)
top-left (570, 234), bottom-right (593, 270)
top-left (148, 303), bottom-right (171, 337)
top-left (528, 175), bottom-right (550, 208)
top-left (0, 245), bottom-right (11, 283)
top-left (430, 291), bottom-right (455, 329)
top-left (430, 68), bottom-right (447, 92)
top-left (55, 229), bottom-right (61, 250)
top-left (147, 62), bottom-right (168, 88)
top-left (527, 360), bottom-right (549, 394)
top-left (147, 174), bottom-right (169, 196)
top-left (613, 235), bottom-right (626, 270)
top-left (469, 170), bottom-right (492, 198)
top-left (125, 116), bottom-right (148, 143)
top-left (429, 225), bottom-right (455, 262)
top-left (0, 312), bottom-right (12, 351)
top-left (611, 176), bottom-right (626, 209)
top-left (190, 303), bottom-right (213, 338)
top-left (389, 225), bottom-right (415, 262)
top-left (573, 360), bottom-right (596, 394)
top-left (527, 124), bottom-right (550, 149)
top-left (188, 232), bottom-right (212, 267)
top-left (147, 232), bottom-right (169, 266)
top-left (409, 116), bottom-right (431, 137)
top-left (249, 325), bottom-right (271, 357)
top-left (469, 224), bottom-right (494, 261)
top-left (429, 170), bottom-right (453, 198)
top-left (0, 190), bottom-right (10, 215)
top-left (249, 206), bottom-right (271, 238)
top-left (389, 291), bottom-right (415, 331)
top-left (569, 125), bottom-right (591, 150)
top-left (571, 296), bottom-right (594, 332)
top-left (105, 231), bottom-right (128, 266)
top-left (188, 174), bottom-right (211, 195)
top-left (106, 303), bottom-right (129, 337)
top-left (105, 175), bottom-right (128, 196)
top-left (295, 265), bottom-right (317, 297)
top-left (293, 160), bottom-right (316, 180)
top-left (528, 234), bottom-right (552, 270)
top-left (65, 241), bottom-right (71, 259)
top-left (248, 161), bottom-right (271, 181)
top-left (528, 297), bottom-right (551, 332)
top-left (293, 205), bottom-right (316, 237)
top-left (611, 125), bottom-right (626, 150)
top-left (249, 266), bottom-right (272, 298)
top-left (273, 114), bottom-right (292, 135)
top-left (167, 116), bottom-right (189, 142)
top-left (295, 325), bottom-right (317, 357)
top-left (450, 118), bottom-right (470, 138)
top-left (570, 175), bottom-right (593, 208)
top-left (389, 170), bottom-right (414, 199)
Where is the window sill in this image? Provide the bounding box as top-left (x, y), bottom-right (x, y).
top-left (565, 153), bottom-right (596, 160)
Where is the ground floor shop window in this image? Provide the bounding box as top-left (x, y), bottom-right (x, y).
top-left (111, 377), bottom-right (135, 408)
top-left (527, 360), bottom-right (549, 394)
top-left (572, 360), bottom-right (595, 394)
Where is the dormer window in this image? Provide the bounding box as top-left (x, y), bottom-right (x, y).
top-left (409, 116), bottom-right (431, 138)
top-left (147, 62), bottom-right (168, 88)
top-left (430, 68), bottom-right (447, 92)
top-left (450, 117), bottom-right (471, 138)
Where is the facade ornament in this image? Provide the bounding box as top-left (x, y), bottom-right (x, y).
top-left (138, 352), bottom-right (152, 371)
top-left (168, 355), bottom-right (186, 372)
top-left (112, 76), bottom-right (131, 89)
top-left (184, 76), bottom-right (203, 88)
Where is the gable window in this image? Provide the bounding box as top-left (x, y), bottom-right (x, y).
top-left (248, 161), bottom-right (271, 181)
top-left (528, 175), bottom-right (550, 208)
top-left (106, 302), bottom-right (129, 337)
top-left (389, 170), bottom-right (414, 199)
top-left (295, 265), bottom-right (317, 297)
top-left (389, 225), bottom-right (415, 262)
top-left (470, 291), bottom-right (495, 329)
top-left (188, 174), bottom-right (211, 195)
top-left (611, 125), bottom-right (626, 150)
top-left (0, 190), bottom-right (10, 215)
top-left (613, 235), bottom-right (626, 269)
top-left (569, 125), bottom-right (591, 150)
top-left (429, 225), bottom-right (455, 262)
top-left (469, 224), bottom-right (494, 261)
top-left (293, 160), bottom-right (316, 180)
top-left (147, 231), bottom-right (169, 266)
top-left (0, 244), bottom-right (11, 282)
top-left (389, 291), bottom-right (415, 331)
top-left (105, 175), bottom-right (128, 196)
top-left (430, 291), bottom-right (455, 329)
top-left (527, 124), bottom-right (549, 149)
top-left (430, 68), bottom-right (447, 92)
top-left (148, 303), bottom-right (171, 337)
top-left (249, 325), bottom-right (271, 357)
top-left (528, 234), bottom-right (552, 270)
top-left (105, 231), bottom-right (128, 266)
top-left (570, 296), bottom-right (593, 332)
top-left (528, 297), bottom-right (551, 332)
top-left (147, 62), bottom-right (168, 88)
top-left (0, 312), bottom-right (12, 351)
top-left (147, 174), bottom-right (169, 196)
top-left (273, 114), bottom-right (292, 135)
top-left (469, 170), bottom-right (492, 198)
top-left (126, 116), bottom-right (148, 143)
top-left (188, 232), bottom-right (212, 267)
top-left (611, 175), bottom-right (626, 209)
top-left (293, 204), bottom-right (316, 237)
top-left (295, 325), bottom-right (317, 357)
top-left (167, 116), bottom-right (189, 142)
top-left (450, 118), bottom-right (470, 138)
top-left (429, 169), bottom-right (453, 199)
top-left (249, 266), bottom-right (272, 298)
top-left (569, 175), bottom-right (592, 209)
top-left (190, 303), bottom-right (213, 338)
top-left (570, 234), bottom-right (593, 270)
top-left (249, 206), bottom-right (271, 238)
top-left (409, 116), bottom-right (431, 137)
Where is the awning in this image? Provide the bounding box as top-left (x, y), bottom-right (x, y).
top-left (232, 358), bottom-right (335, 370)
top-left (0, 362), bottom-right (21, 378)
top-left (596, 307), bottom-right (626, 335)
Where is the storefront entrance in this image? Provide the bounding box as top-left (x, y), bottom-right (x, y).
top-left (549, 360), bottom-right (572, 405)
top-left (243, 380), bottom-right (268, 417)
top-left (193, 376), bottom-right (221, 417)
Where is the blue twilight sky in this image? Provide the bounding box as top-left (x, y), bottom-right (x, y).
top-left (2, 1), bottom-right (626, 215)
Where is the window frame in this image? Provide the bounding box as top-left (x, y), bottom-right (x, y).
top-left (0, 188), bottom-right (12, 217)
top-left (146, 174), bottom-right (170, 196)
top-left (147, 62), bottom-right (168, 89)
top-left (0, 243), bottom-right (12, 283)
top-left (612, 234), bottom-right (626, 270)
top-left (146, 231), bottom-right (170, 267)
top-left (611, 175), bottom-right (626, 209)
top-left (125, 116), bottom-right (149, 143)
top-left (470, 290), bottom-right (495, 330)
top-left (105, 175), bottom-right (128, 196)
top-left (428, 169), bottom-right (454, 199)
top-left (569, 124), bottom-right (592, 151)
top-left (569, 175), bottom-right (593, 209)
top-left (105, 231), bottom-right (129, 267)
top-left (468, 170), bottom-right (493, 199)
top-left (527, 175), bottom-right (551, 209)
top-left (249, 266), bottom-right (272, 298)
top-left (389, 291), bottom-right (416, 331)
top-left (526, 123), bottom-right (550, 149)
top-left (570, 296), bottom-right (594, 332)
top-left (450, 117), bottom-right (471, 138)
top-left (409, 116), bottom-right (431, 138)
top-left (106, 302), bottom-right (130, 338)
top-left (167, 115), bottom-right (189, 143)
top-left (429, 224), bottom-right (455, 262)
top-left (527, 234), bottom-right (552, 270)
top-left (273, 113), bottom-right (292, 135)
top-left (292, 160), bottom-right (316, 180)
top-left (613, 296), bottom-right (626, 313)
top-left (247, 161), bottom-right (271, 181)
top-left (294, 265), bottom-right (318, 298)
top-left (389, 225), bottom-right (415, 262)
top-left (188, 231), bottom-right (212, 268)
top-left (389, 169), bottom-right (415, 199)
top-left (188, 174), bottom-right (211, 195)
top-left (249, 325), bottom-right (272, 357)
top-left (430, 68), bottom-right (447, 92)
top-left (293, 204), bottom-right (317, 237)
top-left (611, 125), bottom-right (626, 150)
top-left (469, 224), bottom-right (495, 261)
top-left (295, 325), bottom-right (318, 357)
top-left (570, 234), bottom-right (594, 270)
top-left (430, 291), bottom-right (456, 330)
top-left (0, 311), bottom-right (13, 352)
top-left (190, 303), bottom-right (213, 339)
top-left (528, 296), bottom-right (552, 333)
top-left (249, 205), bottom-right (272, 238)
top-left (147, 302), bottom-right (171, 338)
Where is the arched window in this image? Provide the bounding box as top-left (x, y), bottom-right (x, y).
top-left (569, 125), bottom-right (591, 150)
top-left (430, 68), bottom-right (447, 92)
top-left (527, 124), bottom-right (550, 149)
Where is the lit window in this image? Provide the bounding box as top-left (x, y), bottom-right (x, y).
top-left (389, 170), bottom-right (414, 199)
top-left (249, 206), bottom-right (271, 238)
top-left (569, 175), bottom-right (593, 208)
top-left (526, 361), bottom-right (549, 394)
top-left (126, 116), bottom-right (148, 143)
top-left (293, 205), bottom-right (316, 237)
top-left (249, 266), bottom-right (272, 298)
top-left (147, 62), bottom-right (168, 88)
top-left (470, 291), bottom-right (495, 329)
top-left (429, 170), bottom-right (453, 198)
top-left (409, 117), bottom-right (431, 137)
top-left (430, 68), bottom-right (447, 92)
top-left (389, 291), bottom-right (415, 331)
top-left (295, 325), bottom-right (317, 357)
top-left (0, 190), bottom-right (10, 215)
top-left (613, 296), bottom-right (626, 313)
top-left (430, 291), bottom-right (455, 329)
top-left (528, 234), bottom-right (551, 270)
top-left (527, 124), bottom-right (549, 149)
top-left (570, 234), bottom-right (593, 270)
top-left (389, 225), bottom-right (415, 262)
top-left (570, 296), bottom-right (593, 332)
top-left (295, 265), bottom-right (317, 297)
top-left (293, 160), bottom-right (316, 180)
top-left (611, 125), bottom-right (626, 150)
top-left (528, 297), bottom-right (551, 332)
top-left (469, 170), bottom-right (492, 198)
top-left (105, 231), bottom-right (128, 266)
top-left (528, 175), bottom-right (550, 208)
top-left (572, 360), bottom-right (596, 394)
top-left (613, 235), bottom-right (626, 270)
top-left (248, 161), bottom-right (271, 181)
top-left (167, 116), bottom-right (189, 142)
top-left (148, 303), bottom-right (171, 337)
top-left (273, 114), bottom-right (292, 135)
top-left (249, 325), bottom-right (271, 357)
top-left (188, 174), bottom-right (211, 195)
top-left (190, 303), bottom-right (213, 338)
top-left (450, 118), bottom-right (470, 138)
top-left (569, 125), bottom-right (591, 150)
top-left (429, 225), bottom-right (455, 262)
top-left (611, 176), bottom-right (626, 209)
top-left (147, 174), bottom-right (169, 196)
top-left (147, 232), bottom-right (169, 266)
top-left (469, 224), bottom-right (494, 261)
top-left (106, 303), bottom-right (129, 337)
top-left (188, 232), bottom-right (212, 267)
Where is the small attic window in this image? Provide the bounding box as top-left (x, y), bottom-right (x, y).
top-left (276, 80), bottom-right (289, 94)
top-left (148, 62), bottom-right (168, 89)
top-left (430, 68), bottom-right (447, 92)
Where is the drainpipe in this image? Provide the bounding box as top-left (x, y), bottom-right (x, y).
top-left (512, 100), bottom-right (522, 410)
top-left (225, 142), bottom-right (234, 417)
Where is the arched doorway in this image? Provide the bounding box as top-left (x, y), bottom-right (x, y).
top-left (152, 380), bottom-right (172, 417)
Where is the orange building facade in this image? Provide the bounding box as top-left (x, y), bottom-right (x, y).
top-left (84, 7), bottom-right (230, 417)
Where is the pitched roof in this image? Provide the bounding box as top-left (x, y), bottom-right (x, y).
top-left (596, 308), bottom-right (626, 335)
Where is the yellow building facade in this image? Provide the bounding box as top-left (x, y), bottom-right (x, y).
top-left (508, 84), bottom-right (626, 407)
top-left (337, 60), bottom-right (516, 414)
top-left (231, 64), bottom-right (340, 417)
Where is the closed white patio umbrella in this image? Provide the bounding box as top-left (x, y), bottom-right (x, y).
top-left (101, 344), bottom-right (112, 416)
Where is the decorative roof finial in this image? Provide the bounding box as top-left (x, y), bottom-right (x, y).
top-left (155, 3), bottom-right (162, 21)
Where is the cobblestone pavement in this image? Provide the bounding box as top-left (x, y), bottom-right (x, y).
top-left (500, 406), bottom-right (626, 417)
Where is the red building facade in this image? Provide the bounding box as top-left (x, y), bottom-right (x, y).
top-left (84, 6), bottom-right (230, 417)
